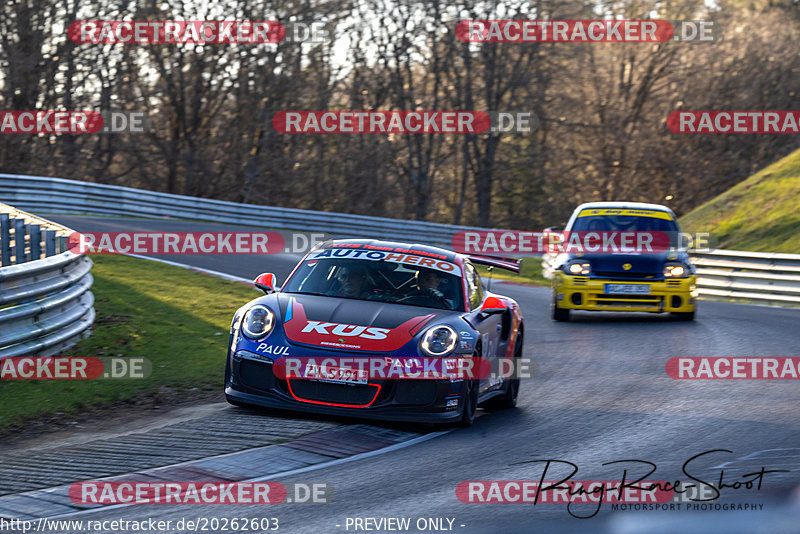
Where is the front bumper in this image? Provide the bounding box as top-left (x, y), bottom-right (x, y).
top-left (226, 350), bottom-right (466, 424)
top-left (554, 272), bottom-right (697, 313)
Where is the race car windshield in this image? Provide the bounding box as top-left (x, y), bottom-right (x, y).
top-left (572, 213), bottom-right (679, 234)
top-left (282, 257), bottom-right (464, 311)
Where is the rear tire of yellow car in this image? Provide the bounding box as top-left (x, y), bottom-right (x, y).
top-left (551, 292), bottom-right (570, 322)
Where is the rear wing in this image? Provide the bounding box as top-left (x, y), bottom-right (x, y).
top-left (467, 255), bottom-right (521, 273)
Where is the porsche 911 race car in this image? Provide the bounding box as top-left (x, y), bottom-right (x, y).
top-left (225, 239), bottom-right (524, 426)
top-left (550, 202), bottom-right (698, 321)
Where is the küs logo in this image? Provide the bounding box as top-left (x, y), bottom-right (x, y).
top-left (301, 321), bottom-right (390, 340)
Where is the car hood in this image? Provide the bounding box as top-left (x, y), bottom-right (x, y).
top-left (581, 252), bottom-right (669, 275)
top-left (276, 293), bottom-right (443, 352)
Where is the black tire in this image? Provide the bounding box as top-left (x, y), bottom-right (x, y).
top-left (552, 292), bottom-right (570, 322)
top-left (485, 330), bottom-right (523, 410)
top-left (458, 378), bottom-right (479, 427)
top-left (672, 311), bottom-right (695, 321)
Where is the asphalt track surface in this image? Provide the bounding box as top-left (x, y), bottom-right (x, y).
top-left (37, 217), bottom-right (800, 533)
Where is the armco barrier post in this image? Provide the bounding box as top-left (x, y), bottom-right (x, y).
top-left (30, 224), bottom-right (41, 260)
top-left (0, 213), bottom-right (10, 266)
top-left (44, 229), bottom-right (56, 257)
top-left (14, 218), bottom-right (26, 264)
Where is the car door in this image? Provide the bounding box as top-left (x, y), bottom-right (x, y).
top-left (464, 261), bottom-right (505, 394)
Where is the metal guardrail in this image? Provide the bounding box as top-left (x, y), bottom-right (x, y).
top-left (3, 173), bottom-right (798, 309)
top-left (0, 173), bottom-right (492, 246)
top-left (1, 202), bottom-right (70, 266)
top-left (691, 249), bottom-right (800, 306)
top-left (542, 249), bottom-right (800, 307)
top-left (0, 204), bottom-right (94, 359)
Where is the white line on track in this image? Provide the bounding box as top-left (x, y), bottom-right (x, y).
top-left (126, 254), bottom-right (252, 283)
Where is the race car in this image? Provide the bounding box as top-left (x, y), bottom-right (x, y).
top-left (550, 202), bottom-right (698, 321)
top-left (224, 239), bottom-right (524, 426)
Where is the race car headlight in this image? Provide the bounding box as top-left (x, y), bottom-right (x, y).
top-left (567, 262), bottom-right (591, 275)
top-left (241, 305), bottom-right (275, 339)
top-left (663, 262), bottom-right (688, 278)
top-left (420, 325), bottom-right (458, 357)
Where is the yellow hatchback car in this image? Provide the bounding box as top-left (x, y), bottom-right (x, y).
top-left (550, 202), bottom-right (698, 321)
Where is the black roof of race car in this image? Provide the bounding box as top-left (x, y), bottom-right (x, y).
top-left (316, 239), bottom-right (460, 264)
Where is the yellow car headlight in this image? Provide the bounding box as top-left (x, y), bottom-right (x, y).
top-left (567, 262), bottom-right (591, 275)
top-left (663, 263), bottom-right (688, 278)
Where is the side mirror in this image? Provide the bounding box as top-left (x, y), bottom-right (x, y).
top-left (254, 273), bottom-right (278, 294)
top-left (480, 296), bottom-right (507, 315)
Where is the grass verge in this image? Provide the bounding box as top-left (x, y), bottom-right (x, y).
top-left (475, 257), bottom-right (549, 287)
top-left (0, 255), bottom-right (259, 431)
top-left (680, 148), bottom-right (800, 253)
